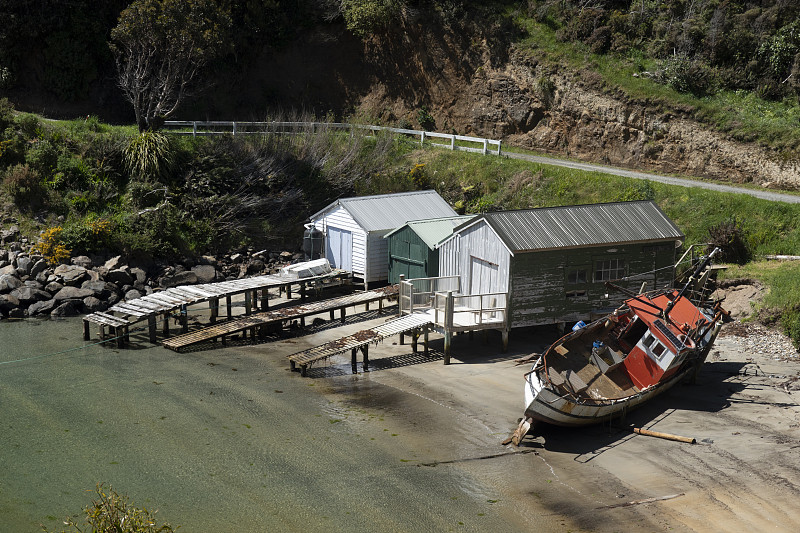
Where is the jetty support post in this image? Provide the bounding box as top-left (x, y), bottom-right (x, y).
top-left (502, 327), bottom-right (509, 353)
top-left (411, 328), bottom-right (418, 353)
top-left (362, 344), bottom-right (369, 372)
top-left (424, 324), bottom-right (429, 356)
top-left (162, 311), bottom-right (170, 337)
top-left (245, 291), bottom-right (252, 316)
top-left (226, 295), bottom-right (233, 320)
top-left (351, 348), bottom-right (358, 374)
top-left (180, 304), bottom-right (188, 333)
top-left (148, 314), bottom-right (157, 344)
top-left (261, 288), bottom-right (269, 310)
top-left (83, 319), bottom-right (90, 341)
top-left (443, 291), bottom-right (454, 365)
top-left (210, 297), bottom-right (218, 325)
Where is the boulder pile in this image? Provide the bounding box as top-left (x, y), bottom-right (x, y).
top-left (0, 227), bottom-right (304, 320)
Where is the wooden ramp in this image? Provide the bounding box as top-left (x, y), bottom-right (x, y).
top-left (287, 313), bottom-right (433, 376)
top-left (82, 269), bottom-right (349, 345)
top-left (161, 288), bottom-right (396, 352)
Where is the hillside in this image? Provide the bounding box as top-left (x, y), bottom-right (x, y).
top-left (2, 1), bottom-right (800, 189)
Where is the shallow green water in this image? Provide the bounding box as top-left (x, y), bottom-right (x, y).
top-left (0, 318), bottom-right (531, 532)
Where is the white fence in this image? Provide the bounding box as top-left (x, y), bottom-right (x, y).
top-left (162, 120), bottom-right (502, 156)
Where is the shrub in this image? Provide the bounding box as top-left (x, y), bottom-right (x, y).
top-left (60, 216), bottom-right (116, 255)
top-left (417, 106), bottom-right (435, 131)
top-left (124, 131), bottom-right (174, 182)
top-left (707, 216), bottom-right (751, 265)
top-left (408, 163), bottom-right (430, 189)
top-left (42, 483), bottom-right (176, 533)
top-left (2, 163), bottom-right (45, 207)
top-left (0, 97), bottom-right (14, 132)
top-left (36, 226), bottom-right (71, 265)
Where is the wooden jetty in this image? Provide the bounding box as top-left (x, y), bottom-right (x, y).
top-left (161, 287), bottom-right (397, 352)
top-left (82, 269), bottom-right (349, 345)
top-left (287, 313), bottom-right (433, 376)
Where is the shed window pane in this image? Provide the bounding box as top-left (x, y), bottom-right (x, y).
top-left (567, 269), bottom-right (588, 284)
top-left (594, 259), bottom-right (625, 282)
top-left (652, 342), bottom-right (666, 359)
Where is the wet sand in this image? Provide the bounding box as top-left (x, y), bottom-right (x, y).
top-left (3, 298), bottom-right (800, 531)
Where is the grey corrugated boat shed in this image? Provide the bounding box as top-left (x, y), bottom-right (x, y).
top-left (384, 215), bottom-right (473, 284)
top-left (437, 201), bottom-right (685, 328)
top-left (309, 190), bottom-right (457, 287)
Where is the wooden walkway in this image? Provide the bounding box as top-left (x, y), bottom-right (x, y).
top-left (161, 288), bottom-right (397, 352)
top-left (287, 313), bottom-right (434, 376)
top-left (82, 270), bottom-right (349, 345)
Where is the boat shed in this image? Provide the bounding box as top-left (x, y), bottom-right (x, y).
top-left (436, 201), bottom-right (685, 328)
top-left (309, 190), bottom-right (457, 288)
top-left (384, 215), bottom-right (473, 284)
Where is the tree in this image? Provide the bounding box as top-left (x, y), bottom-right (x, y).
top-left (110, 0), bottom-right (232, 132)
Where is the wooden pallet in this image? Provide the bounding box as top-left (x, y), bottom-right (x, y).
top-left (82, 311), bottom-right (132, 347)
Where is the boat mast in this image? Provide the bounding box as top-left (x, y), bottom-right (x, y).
top-left (663, 247), bottom-right (721, 319)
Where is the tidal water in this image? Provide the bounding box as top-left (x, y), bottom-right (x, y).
top-left (0, 317), bottom-right (535, 532)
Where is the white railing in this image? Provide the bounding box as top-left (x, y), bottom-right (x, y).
top-left (434, 291), bottom-right (508, 326)
top-left (162, 120), bottom-right (502, 156)
top-left (398, 275), bottom-right (461, 315)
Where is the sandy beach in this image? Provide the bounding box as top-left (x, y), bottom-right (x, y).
top-left (249, 299), bottom-right (800, 532)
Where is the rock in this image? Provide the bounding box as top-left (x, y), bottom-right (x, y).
top-left (0, 264), bottom-right (16, 276)
top-left (7, 307), bottom-right (25, 318)
top-left (191, 264), bottom-right (217, 283)
top-left (230, 253), bottom-right (244, 263)
top-left (159, 271), bottom-right (198, 288)
top-left (34, 271), bottom-right (49, 284)
top-left (106, 268), bottom-right (133, 286)
top-left (53, 286), bottom-right (95, 301)
top-left (246, 260), bottom-right (265, 274)
top-left (199, 255), bottom-right (217, 266)
top-left (71, 255), bottom-right (93, 269)
top-left (129, 267), bottom-right (147, 284)
top-left (0, 274), bottom-right (23, 293)
top-left (0, 293), bottom-right (20, 315)
top-left (45, 281), bottom-right (64, 294)
top-left (81, 280), bottom-right (114, 299)
top-left (28, 298), bottom-right (58, 316)
top-left (15, 256), bottom-right (32, 275)
top-left (104, 255), bottom-right (123, 271)
top-left (11, 287), bottom-right (51, 305)
top-left (54, 264), bottom-right (88, 286)
top-left (29, 258), bottom-right (48, 278)
top-left (23, 280), bottom-right (43, 289)
top-left (124, 289), bottom-right (143, 301)
top-left (83, 296), bottom-right (106, 312)
top-left (51, 300), bottom-right (81, 317)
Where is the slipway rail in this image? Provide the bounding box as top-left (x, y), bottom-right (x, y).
top-left (82, 270), bottom-right (349, 346)
top-left (287, 313), bottom-right (434, 376)
top-left (161, 287), bottom-right (396, 352)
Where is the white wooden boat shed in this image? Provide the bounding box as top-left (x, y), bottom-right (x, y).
top-left (309, 190), bottom-right (457, 288)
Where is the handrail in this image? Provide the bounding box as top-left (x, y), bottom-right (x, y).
top-left (162, 120), bottom-right (502, 156)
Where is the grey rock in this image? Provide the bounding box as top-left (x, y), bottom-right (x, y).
top-left (81, 280), bottom-right (114, 299)
top-left (7, 307), bottom-right (25, 318)
top-left (0, 264), bottom-right (16, 276)
top-left (106, 268), bottom-right (133, 286)
top-left (83, 296), bottom-right (106, 312)
top-left (159, 271), bottom-right (198, 288)
top-left (55, 265), bottom-right (88, 286)
top-left (246, 260), bottom-right (265, 274)
top-left (199, 255), bottom-right (217, 266)
top-left (35, 271), bottom-right (49, 284)
top-left (28, 298), bottom-right (57, 316)
top-left (191, 264), bottom-right (217, 283)
top-left (15, 256), bottom-right (32, 275)
top-left (45, 281), bottom-right (64, 294)
top-left (104, 255), bottom-right (122, 271)
top-left (51, 301), bottom-right (81, 317)
top-left (29, 258), bottom-right (48, 278)
top-left (0, 274), bottom-right (23, 293)
top-left (11, 287), bottom-right (51, 305)
top-left (54, 286), bottom-right (94, 301)
top-left (23, 280), bottom-right (43, 289)
top-left (229, 253), bottom-right (243, 263)
top-left (71, 255), bottom-right (93, 269)
top-left (130, 267), bottom-right (147, 285)
top-left (124, 289), bottom-right (143, 301)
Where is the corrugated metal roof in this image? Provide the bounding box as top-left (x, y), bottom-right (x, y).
top-left (311, 190), bottom-right (457, 232)
top-left (384, 215), bottom-right (474, 249)
top-left (458, 201), bottom-right (683, 252)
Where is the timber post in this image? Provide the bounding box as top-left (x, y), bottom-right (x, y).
top-left (162, 311), bottom-right (170, 337)
top-left (83, 320), bottom-right (90, 341)
top-left (424, 324), bottom-right (429, 356)
top-left (210, 297), bottom-right (218, 325)
top-left (180, 304), bottom-right (188, 333)
top-left (362, 344), bottom-right (369, 371)
top-left (351, 348), bottom-right (358, 374)
top-left (443, 291), bottom-right (454, 364)
top-left (148, 315), bottom-right (157, 344)
top-left (245, 291), bottom-right (252, 316)
top-left (226, 295), bottom-right (233, 320)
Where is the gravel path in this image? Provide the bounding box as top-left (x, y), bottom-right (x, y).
top-left (506, 151), bottom-right (800, 204)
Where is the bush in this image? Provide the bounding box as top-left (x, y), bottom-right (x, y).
top-left (2, 163), bottom-right (45, 207)
top-left (36, 226), bottom-right (72, 265)
top-left (707, 216), bottom-right (751, 265)
top-left (42, 483), bottom-right (176, 533)
top-left (417, 106), bottom-right (435, 131)
top-left (124, 132), bottom-right (174, 182)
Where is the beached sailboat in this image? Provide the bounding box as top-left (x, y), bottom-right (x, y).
top-left (510, 248), bottom-right (726, 444)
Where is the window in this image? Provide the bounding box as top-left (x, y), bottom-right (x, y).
top-left (594, 258), bottom-right (625, 282)
top-left (566, 289), bottom-right (587, 301)
top-left (567, 269), bottom-right (588, 284)
top-left (652, 342), bottom-right (666, 359)
top-left (642, 333), bottom-right (656, 348)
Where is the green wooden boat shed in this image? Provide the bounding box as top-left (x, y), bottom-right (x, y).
top-left (436, 201), bottom-right (685, 328)
top-left (384, 215), bottom-right (473, 284)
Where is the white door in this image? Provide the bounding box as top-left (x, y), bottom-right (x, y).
top-left (469, 256), bottom-right (497, 295)
top-left (326, 227), bottom-right (352, 271)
